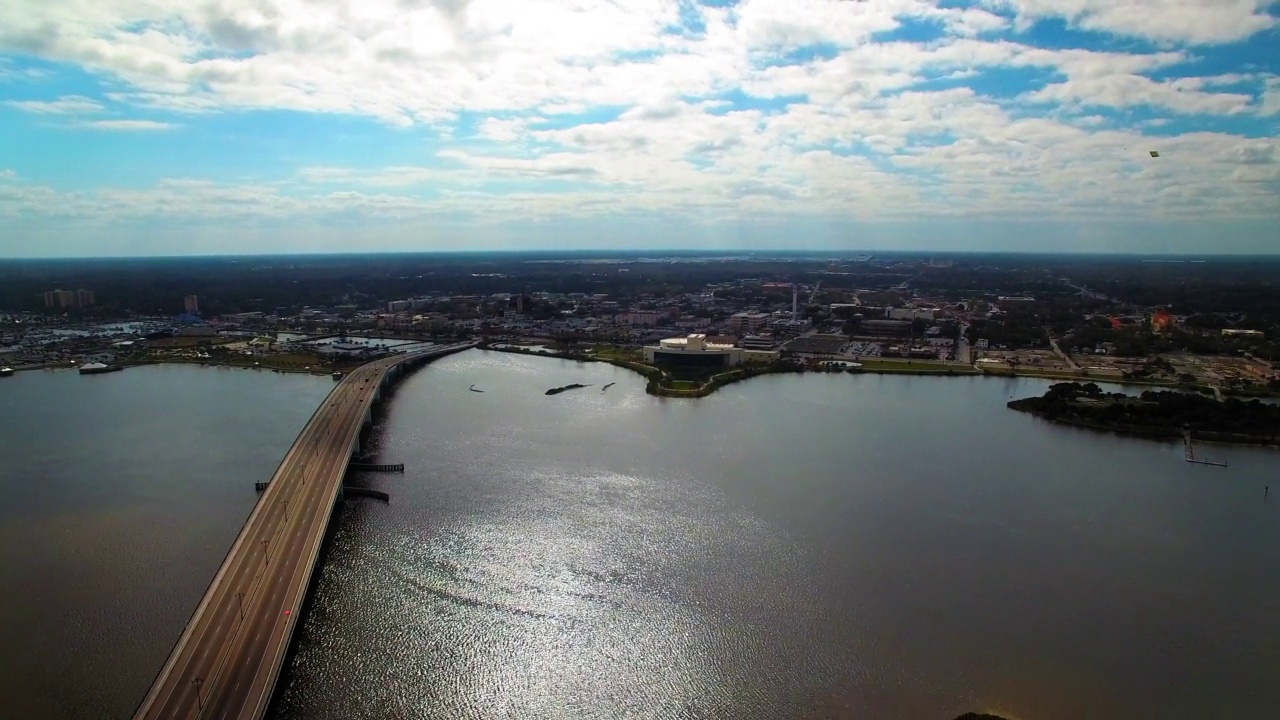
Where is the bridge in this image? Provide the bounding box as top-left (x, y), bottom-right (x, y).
top-left (133, 342), bottom-right (475, 720)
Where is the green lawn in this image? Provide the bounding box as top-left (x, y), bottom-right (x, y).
top-left (858, 358), bottom-right (976, 373)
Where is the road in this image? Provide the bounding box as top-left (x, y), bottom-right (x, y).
top-left (133, 343), bottom-right (472, 720)
top-left (1049, 337), bottom-right (1082, 372)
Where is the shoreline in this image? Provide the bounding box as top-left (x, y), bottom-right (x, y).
top-left (480, 342), bottom-right (1280, 401)
top-left (13, 344), bottom-right (1277, 402)
top-left (10, 358), bottom-right (350, 377)
top-left (1011, 407), bottom-right (1280, 449)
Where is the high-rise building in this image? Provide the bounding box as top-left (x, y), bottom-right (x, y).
top-left (184, 294), bottom-right (200, 315)
top-left (44, 289), bottom-right (94, 309)
top-left (44, 290), bottom-right (73, 308)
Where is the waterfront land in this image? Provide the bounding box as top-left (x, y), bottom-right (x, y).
top-left (1009, 382), bottom-right (1280, 446)
top-left (3, 253), bottom-right (1278, 399)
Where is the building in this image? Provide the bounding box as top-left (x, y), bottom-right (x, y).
top-left (387, 300), bottom-right (412, 313)
top-left (767, 318), bottom-right (813, 338)
top-left (740, 334), bottom-right (776, 350)
top-left (644, 334), bottom-right (778, 369)
top-left (184, 295), bottom-right (200, 315)
top-left (726, 312), bottom-right (770, 334)
top-left (1152, 310), bottom-right (1176, 333)
top-left (44, 288), bottom-right (95, 310)
top-left (859, 319), bottom-right (912, 336)
top-left (888, 306), bottom-right (935, 321)
top-left (44, 290), bottom-right (73, 308)
top-left (621, 310), bottom-right (662, 327)
top-left (1223, 329), bottom-right (1265, 339)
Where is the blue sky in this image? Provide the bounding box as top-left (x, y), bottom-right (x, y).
top-left (0, 0), bottom-right (1277, 257)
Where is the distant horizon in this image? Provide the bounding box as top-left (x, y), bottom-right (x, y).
top-left (6, 247), bottom-right (1280, 263)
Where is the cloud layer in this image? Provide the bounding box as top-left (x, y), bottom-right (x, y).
top-left (0, 0), bottom-right (1277, 256)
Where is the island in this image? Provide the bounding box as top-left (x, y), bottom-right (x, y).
top-left (1008, 382), bottom-right (1280, 446)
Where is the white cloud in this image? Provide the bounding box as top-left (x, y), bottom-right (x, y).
top-left (476, 117), bottom-right (530, 142)
top-left (0, 169), bottom-right (15, 180)
top-left (1261, 77), bottom-right (1280, 115)
top-left (995, 0), bottom-right (1277, 44)
top-left (4, 94), bottom-right (103, 114)
top-left (82, 119), bottom-right (176, 130)
top-left (0, 0), bottom-right (1276, 251)
top-left (1026, 74), bottom-right (1255, 114)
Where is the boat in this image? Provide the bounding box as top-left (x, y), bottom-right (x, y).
top-left (78, 362), bottom-right (122, 375)
top-left (0, 367), bottom-right (13, 377)
top-left (469, 384), bottom-right (485, 393)
top-left (333, 370), bottom-right (345, 381)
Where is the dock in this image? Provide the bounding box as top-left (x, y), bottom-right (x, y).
top-left (1184, 430), bottom-right (1228, 467)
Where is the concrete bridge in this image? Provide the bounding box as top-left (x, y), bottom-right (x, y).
top-left (132, 342), bottom-right (475, 720)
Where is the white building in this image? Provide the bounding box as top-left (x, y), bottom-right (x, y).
top-left (643, 334), bottom-right (777, 369)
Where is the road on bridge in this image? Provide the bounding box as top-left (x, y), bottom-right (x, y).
top-left (133, 343), bottom-right (472, 720)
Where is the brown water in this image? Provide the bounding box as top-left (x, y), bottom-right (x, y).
top-left (0, 365), bottom-right (332, 720)
top-left (2, 353), bottom-right (1278, 719)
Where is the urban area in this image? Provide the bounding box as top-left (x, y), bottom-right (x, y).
top-left (2, 253), bottom-right (1278, 399)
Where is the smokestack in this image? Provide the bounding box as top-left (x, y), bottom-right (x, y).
top-left (792, 285), bottom-right (798, 321)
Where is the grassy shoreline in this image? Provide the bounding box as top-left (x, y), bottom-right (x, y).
top-left (483, 342), bottom-right (1280, 403)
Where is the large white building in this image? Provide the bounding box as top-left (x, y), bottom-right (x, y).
top-left (644, 334), bottom-right (778, 369)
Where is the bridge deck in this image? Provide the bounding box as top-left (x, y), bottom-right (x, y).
top-left (133, 343), bottom-right (472, 720)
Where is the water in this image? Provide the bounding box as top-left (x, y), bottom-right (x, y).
top-left (1, 353), bottom-right (1278, 719)
top-left (0, 365), bottom-right (333, 720)
top-left (270, 352), bottom-right (1280, 720)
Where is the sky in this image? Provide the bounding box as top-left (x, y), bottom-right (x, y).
top-left (0, 0), bottom-right (1277, 258)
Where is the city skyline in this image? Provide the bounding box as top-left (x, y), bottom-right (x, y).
top-left (1, 0), bottom-right (1278, 258)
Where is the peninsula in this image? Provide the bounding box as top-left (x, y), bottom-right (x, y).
top-left (1008, 382), bottom-right (1280, 446)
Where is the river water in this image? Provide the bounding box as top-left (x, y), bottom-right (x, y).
top-left (2, 352), bottom-right (1278, 719)
top-left (0, 365), bottom-right (333, 720)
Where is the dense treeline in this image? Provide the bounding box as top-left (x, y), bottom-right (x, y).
top-left (1009, 383), bottom-right (1280, 442)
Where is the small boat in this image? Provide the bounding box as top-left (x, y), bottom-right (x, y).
top-left (333, 371), bottom-right (344, 381)
top-left (0, 367), bottom-right (14, 377)
top-left (469, 384), bottom-right (485, 393)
